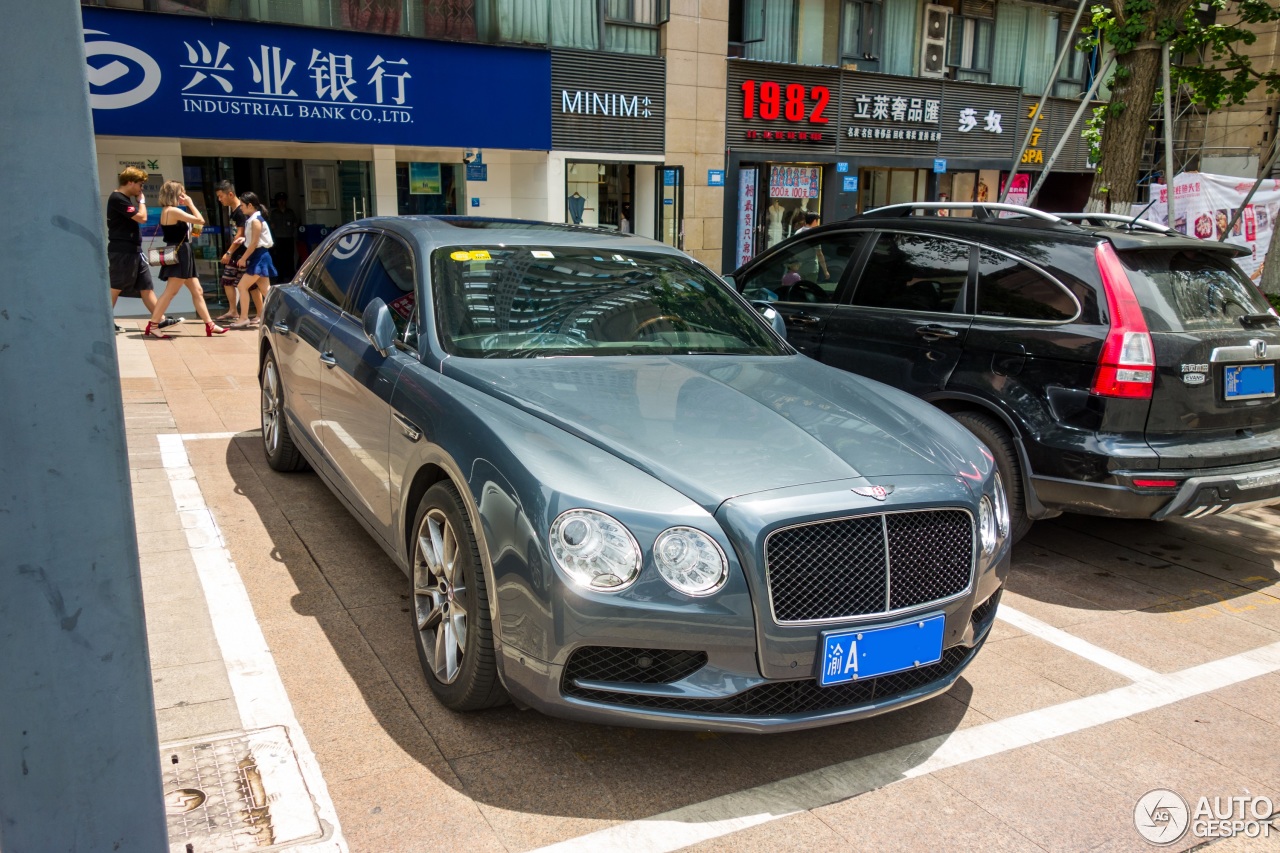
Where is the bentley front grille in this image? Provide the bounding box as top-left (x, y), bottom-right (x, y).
top-left (765, 509), bottom-right (974, 623)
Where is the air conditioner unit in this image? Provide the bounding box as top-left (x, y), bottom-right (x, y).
top-left (920, 4), bottom-right (950, 78)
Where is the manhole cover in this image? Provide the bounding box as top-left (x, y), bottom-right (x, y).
top-left (160, 726), bottom-right (324, 851)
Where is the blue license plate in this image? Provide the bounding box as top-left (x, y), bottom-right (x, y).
top-left (1224, 364), bottom-right (1275, 401)
top-left (818, 615), bottom-right (945, 687)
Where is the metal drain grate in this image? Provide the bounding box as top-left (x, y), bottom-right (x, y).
top-left (161, 726), bottom-right (323, 852)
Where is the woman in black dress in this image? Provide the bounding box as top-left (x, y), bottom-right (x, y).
top-left (144, 181), bottom-right (227, 338)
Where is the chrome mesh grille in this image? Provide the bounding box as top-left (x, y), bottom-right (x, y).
top-left (766, 510), bottom-right (973, 622)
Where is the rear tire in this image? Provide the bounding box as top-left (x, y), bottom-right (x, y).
top-left (952, 411), bottom-right (1033, 544)
top-left (410, 482), bottom-right (507, 711)
top-left (261, 351), bottom-right (308, 472)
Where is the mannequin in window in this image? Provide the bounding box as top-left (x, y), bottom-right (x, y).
top-left (619, 202), bottom-right (632, 233)
top-left (789, 198), bottom-right (812, 238)
top-left (765, 200), bottom-right (786, 247)
top-left (567, 191), bottom-right (585, 225)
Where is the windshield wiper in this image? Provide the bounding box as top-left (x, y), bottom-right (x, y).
top-left (1239, 312), bottom-right (1280, 329)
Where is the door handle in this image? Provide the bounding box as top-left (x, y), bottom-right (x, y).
top-left (319, 352), bottom-right (337, 368)
top-left (272, 322), bottom-right (290, 335)
top-left (790, 313), bottom-right (823, 327)
top-left (393, 412), bottom-right (421, 442)
top-left (916, 324), bottom-right (960, 341)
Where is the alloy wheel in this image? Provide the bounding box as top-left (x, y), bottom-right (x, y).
top-left (261, 359), bottom-right (281, 457)
top-left (414, 508), bottom-right (469, 684)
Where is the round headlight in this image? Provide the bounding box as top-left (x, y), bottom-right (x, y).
top-left (992, 474), bottom-right (1010, 539)
top-left (978, 496), bottom-right (999, 555)
top-left (549, 509), bottom-right (641, 591)
top-left (653, 527), bottom-right (728, 596)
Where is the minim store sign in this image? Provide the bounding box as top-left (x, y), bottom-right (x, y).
top-left (82, 7), bottom-right (551, 149)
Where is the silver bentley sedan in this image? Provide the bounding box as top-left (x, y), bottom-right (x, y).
top-left (257, 216), bottom-right (1011, 733)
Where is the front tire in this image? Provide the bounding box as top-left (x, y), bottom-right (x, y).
top-left (411, 482), bottom-right (507, 711)
top-left (952, 411), bottom-right (1032, 544)
top-left (261, 351), bottom-right (307, 472)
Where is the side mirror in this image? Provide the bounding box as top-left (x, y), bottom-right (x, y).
top-left (362, 297), bottom-right (396, 356)
top-left (751, 300), bottom-right (787, 341)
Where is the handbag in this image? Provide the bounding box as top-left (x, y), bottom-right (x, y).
top-left (147, 245), bottom-right (181, 266)
top-left (145, 224), bottom-right (186, 266)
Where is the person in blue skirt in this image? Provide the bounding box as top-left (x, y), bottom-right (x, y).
top-left (229, 192), bottom-right (277, 330)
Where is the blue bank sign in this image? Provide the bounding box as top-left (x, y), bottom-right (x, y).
top-left (82, 8), bottom-right (552, 150)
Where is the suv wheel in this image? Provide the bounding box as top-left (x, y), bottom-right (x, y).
top-left (261, 351), bottom-right (308, 472)
top-left (953, 412), bottom-right (1032, 544)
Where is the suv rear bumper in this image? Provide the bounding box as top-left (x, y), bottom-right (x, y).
top-left (1032, 459), bottom-right (1280, 520)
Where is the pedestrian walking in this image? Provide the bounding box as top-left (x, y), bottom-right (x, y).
top-left (143, 180), bottom-right (228, 338)
top-left (107, 166), bottom-right (180, 333)
top-left (214, 180), bottom-right (247, 323)
top-left (229, 192), bottom-right (277, 329)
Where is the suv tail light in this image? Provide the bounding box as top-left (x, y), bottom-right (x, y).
top-left (1092, 243), bottom-right (1154, 399)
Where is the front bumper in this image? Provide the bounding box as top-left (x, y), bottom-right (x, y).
top-left (498, 584), bottom-right (1003, 734)
top-left (1032, 457), bottom-right (1280, 520)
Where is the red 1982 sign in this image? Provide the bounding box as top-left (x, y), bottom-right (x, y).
top-left (740, 80), bottom-right (830, 124)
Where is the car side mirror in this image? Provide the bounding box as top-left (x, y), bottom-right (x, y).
top-left (362, 297), bottom-right (396, 356)
top-left (751, 300), bottom-right (787, 341)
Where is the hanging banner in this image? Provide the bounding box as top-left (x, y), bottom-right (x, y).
top-left (1137, 172), bottom-right (1280, 281)
top-left (737, 168), bottom-right (759, 268)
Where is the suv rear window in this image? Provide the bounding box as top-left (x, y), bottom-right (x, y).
top-left (1120, 249), bottom-right (1272, 332)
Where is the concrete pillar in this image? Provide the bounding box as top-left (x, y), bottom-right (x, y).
top-left (0, 1), bottom-right (169, 849)
top-left (372, 146), bottom-right (398, 216)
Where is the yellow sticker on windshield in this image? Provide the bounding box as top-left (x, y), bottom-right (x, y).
top-left (450, 251), bottom-right (471, 261)
top-left (469, 249), bottom-right (491, 260)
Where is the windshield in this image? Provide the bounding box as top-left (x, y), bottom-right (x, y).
top-left (1120, 249), bottom-right (1274, 332)
top-left (432, 246), bottom-right (789, 358)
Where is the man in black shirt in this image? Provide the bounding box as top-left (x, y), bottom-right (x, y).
top-left (107, 166), bottom-right (179, 332)
top-left (215, 180), bottom-right (248, 322)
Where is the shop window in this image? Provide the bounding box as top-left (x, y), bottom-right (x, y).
top-left (396, 163), bottom-right (460, 216)
top-left (976, 249), bottom-right (1077, 322)
top-left (729, 0), bottom-right (796, 63)
top-left (947, 14), bottom-right (993, 83)
top-left (839, 0), bottom-right (882, 72)
top-left (852, 233), bottom-right (971, 314)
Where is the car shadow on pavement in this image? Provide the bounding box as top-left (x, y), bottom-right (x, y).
top-left (222, 436), bottom-right (985, 827)
top-left (1005, 513), bottom-right (1280, 617)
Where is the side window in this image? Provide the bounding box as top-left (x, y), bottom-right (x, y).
top-left (351, 236), bottom-right (418, 347)
top-left (976, 249), bottom-right (1079, 321)
top-left (852, 233), bottom-right (971, 313)
top-left (738, 234), bottom-right (862, 304)
top-left (307, 231), bottom-right (378, 310)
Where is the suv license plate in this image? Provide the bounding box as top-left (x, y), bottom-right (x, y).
top-left (1224, 364), bottom-right (1275, 401)
top-left (818, 615), bottom-right (945, 687)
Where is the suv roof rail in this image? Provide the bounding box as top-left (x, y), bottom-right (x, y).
top-left (865, 202), bottom-right (1067, 224)
top-left (1054, 213), bottom-right (1174, 234)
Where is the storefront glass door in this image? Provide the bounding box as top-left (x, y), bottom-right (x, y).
top-left (857, 167), bottom-right (929, 213)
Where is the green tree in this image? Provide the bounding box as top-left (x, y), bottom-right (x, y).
top-left (1082, 0), bottom-right (1280, 213)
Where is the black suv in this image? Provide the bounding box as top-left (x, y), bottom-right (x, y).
top-left (729, 203), bottom-right (1280, 541)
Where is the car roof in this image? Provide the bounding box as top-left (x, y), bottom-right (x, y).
top-left (337, 215), bottom-right (689, 257)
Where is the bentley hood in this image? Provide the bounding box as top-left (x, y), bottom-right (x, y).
top-left (444, 355), bottom-right (989, 510)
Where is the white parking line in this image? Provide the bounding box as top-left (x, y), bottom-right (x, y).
top-left (179, 430), bottom-right (261, 442)
top-left (534, 640), bottom-right (1280, 853)
top-left (157, 433), bottom-right (346, 852)
top-left (996, 605), bottom-right (1159, 682)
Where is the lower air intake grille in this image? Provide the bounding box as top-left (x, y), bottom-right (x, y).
top-left (563, 645), bottom-right (975, 716)
top-left (563, 646), bottom-right (708, 686)
top-left (766, 509), bottom-right (974, 622)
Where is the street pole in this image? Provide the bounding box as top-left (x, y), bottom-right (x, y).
top-left (0, 1), bottom-right (169, 850)
top-left (1000, 0), bottom-right (1091, 203)
top-left (1162, 43), bottom-right (1176, 226)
